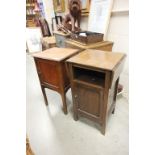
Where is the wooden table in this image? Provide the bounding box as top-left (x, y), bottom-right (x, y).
top-left (32, 47), bottom-right (80, 114)
top-left (42, 36), bottom-right (56, 50)
top-left (67, 49), bottom-right (126, 134)
top-left (66, 39), bottom-right (114, 51)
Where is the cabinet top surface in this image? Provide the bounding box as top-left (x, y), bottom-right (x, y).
top-left (42, 36), bottom-right (56, 44)
top-left (67, 49), bottom-right (126, 71)
top-left (54, 31), bottom-right (70, 36)
top-left (32, 47), bottom-right (79, 61)
top-left (66, 39), bottom-right (113, 48)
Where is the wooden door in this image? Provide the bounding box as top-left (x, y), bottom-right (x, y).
top-left (73, 82), bottom-right (103, 119)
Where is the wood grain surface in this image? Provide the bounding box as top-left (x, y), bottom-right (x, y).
top-left (67, 49), bottom-right (126, 71)
top-left (66, 39), bottom-right (113, 49)
top-left (32, 47), bottom-right (79, 61)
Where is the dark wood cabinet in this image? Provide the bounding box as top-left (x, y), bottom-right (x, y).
top-left (32, 47), bottom-right (80, 114)
top-left (67, 49), bottom-right (126, 134)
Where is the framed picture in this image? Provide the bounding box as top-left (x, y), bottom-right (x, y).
top-left (88, 0), bottom-right (113, 38)
top-left (81, 0), bottom-right (90, 13)
top-left (53, 0), bottom-right (65, 13)
top-left (26, 27), bottom-right (43, 53)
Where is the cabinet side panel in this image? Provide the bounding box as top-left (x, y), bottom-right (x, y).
top-left (37, 58), bottom-right (60, 87)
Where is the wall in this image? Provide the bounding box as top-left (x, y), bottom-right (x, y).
top-left (107, 0), bottom-right (129, 100)
top-left (42, 0), bottom-right (55, 33)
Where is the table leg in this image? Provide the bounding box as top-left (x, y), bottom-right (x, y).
top-left (41, 86), bottom-right (48, 106)
top-left (101, 122), bottom-right (106, 135)
top-left (73, 112), bottom-right (79, 121)
top-left (73, 98), bottom-right (78, 121)
top-left (112, 77), bottom-right (120, 114)
top-left (112, 108), bottom-right (115, 114)
top-left (61, 92), bottom-right (68, 114)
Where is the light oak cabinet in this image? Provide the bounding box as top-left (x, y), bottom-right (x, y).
top-left (67, 49), bottom-right (126, 134)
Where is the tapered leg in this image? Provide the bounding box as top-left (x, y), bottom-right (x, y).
top-left (101, 122), bottom-right (106, 135)
top-left (73, 105), bottom-right (78, 121)
top-left (112, 78), bottom-right (120, 114)
top-left (112, 108), bottom-right (115, 114)
top-left (72, 94), bottom-right (78, 121)
top-left (41, 86), bottom-right (48, 106)
top-left (61, 92), bottom-right (68, 114)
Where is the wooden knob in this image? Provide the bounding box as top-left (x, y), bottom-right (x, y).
top-left (74, 95), bottom-right (78, 98)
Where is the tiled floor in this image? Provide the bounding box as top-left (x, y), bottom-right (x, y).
top-left (26, 54), bottom-right (129, 155)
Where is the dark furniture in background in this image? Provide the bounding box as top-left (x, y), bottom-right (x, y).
top-left (32, 47), bottom-right (80, 114)
top-left (38, 18), bottom-right (51, 37)
top-left (51, 15), bottom-right (63, 33)
top-left (67, 49), bottom-right (126, 134)
top-left (26, 0), bottom-right (37, 27)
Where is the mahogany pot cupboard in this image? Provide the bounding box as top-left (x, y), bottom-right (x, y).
top-left (32, 47), bottom-right (80, 114)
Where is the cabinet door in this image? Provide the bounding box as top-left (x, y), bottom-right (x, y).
top-left (36, 59), bottom-right (60, 88)
top-left (73, 82), bottom-right (103, 118)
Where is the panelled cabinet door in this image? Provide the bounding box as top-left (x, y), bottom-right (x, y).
top-left (73, 82), bottom-right (104, 118)
top-left (36, 59), bottom-right (60, 87)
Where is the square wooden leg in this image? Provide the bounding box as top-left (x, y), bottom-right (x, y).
top-left (72, 95), bottom-right (79, 121)
top-left (61, 92), bottom-right (68, 114)
top-left (112, 107), bottom-right (115, 114)
top-left (101, 123), bottom-right (106, 135)
top-left (73, 110), bottom-right (79, 121)
top-left (41, 86), bottom-right (48, 106)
